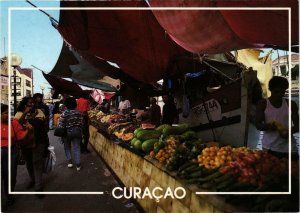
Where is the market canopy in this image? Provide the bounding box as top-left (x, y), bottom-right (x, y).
top-left (148, 0), bottom-right (298, 53)
top-left (57, 1), bottom-right (189, 83)
top-left (42, 72), bottom-right (91, 98)
top-left (56, 0), bottom-right (298, 84)
top-left (50, 43), bottom-right (121, 92)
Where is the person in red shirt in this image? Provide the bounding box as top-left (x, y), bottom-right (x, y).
top-left (1, 104), bottom-right (32, 208)
top-left (76, 95), bottom-right (90, 153)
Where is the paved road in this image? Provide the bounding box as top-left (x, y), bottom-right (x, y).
top-left (5, 130), bottom-right (143, 213)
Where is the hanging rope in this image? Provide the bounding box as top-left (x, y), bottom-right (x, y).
top-left (202, 60), bottom-right (235, 82)
top-left (26, 0), bottom-right (59, 25)
top-left (31, 65), bottom-right (47, 73)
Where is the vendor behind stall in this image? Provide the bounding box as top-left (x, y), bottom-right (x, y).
top-left (100, 99), bottom-right (110, 114)
top-left (145, 97), bottom-right (161, 127)
top-left (162, 95), bottom-right (178, 125)
top-left (255, 76), bottom-right (299, 160)
top-left (118, 96), bottom-right (131, 115)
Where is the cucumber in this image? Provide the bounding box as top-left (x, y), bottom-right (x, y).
top-left (155, 124), bottom-right (171, 133)
top-left (134, 127), bottom-right (143, 135)
top-left (180, 166), bottom-right (203, 177)
top-left (179, 130), bottom-right (197, 141)
top-left (162, 124), bottom-right (189, 136)
top-left (178, 161), bottom-right (196, 173)
top-left (186, 178), bottom-right (201, 184)
top-left (180, 164), bottom-right (199, 173)
top-left (200, 181), bottom-right (215, 189)
top-left (186, 170), bottom-right (203, 179)
top-left (216, 178), bottom-right (236, 191)
top-left (136, 130), bottom-right (161, 141)
top-left (130, 138), bottom-right (138, 146)
top-left (213, 173), bottom-right (232, 184)
top-left (194, 170), bottom-right (222, 183)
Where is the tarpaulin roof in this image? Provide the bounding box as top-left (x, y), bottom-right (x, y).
top-left (50, 43), bottom-right (121, 92)
top-left (148, 0), bottom-right (298, 52)
top-left (42, 72), bottom-right (91, 98)
top-left (57, 1), bottom-right (189, 83)
top-left (56, 0), bottom-right (298, 84)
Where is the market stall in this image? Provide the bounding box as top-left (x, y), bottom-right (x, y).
top-left (47, 1), bottom-right (299, 212)
top-left (88, 111), bottom-right (299, 213)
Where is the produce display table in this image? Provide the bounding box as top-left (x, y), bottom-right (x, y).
top-left (89, 125), bottom-right (244, 213)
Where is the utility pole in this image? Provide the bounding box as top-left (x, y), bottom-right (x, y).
top-left (13, 67), bottom-right (17, 111)
top-left (10, 54), bottom-right (22, 113)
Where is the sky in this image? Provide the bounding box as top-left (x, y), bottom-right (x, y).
top-left (1, 0), bottom-right (62, 94)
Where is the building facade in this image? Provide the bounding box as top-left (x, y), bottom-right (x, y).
top-left (12, 67), bottom-right (33, 106)
top-left (272, 53), bottom-right (299, 78)
top-left (0, 57), bottom-right (33, 106)
top-left (1, 57), bottom-right (9, 104)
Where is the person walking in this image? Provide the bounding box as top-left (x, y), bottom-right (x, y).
top-left (53, 101), bottom-right (61, 127)
top-left (33, 93), bottom-right (49, 132)
top-left (1, 104), bottom-right (32, 209)
top-left (14, 97), bottom-right (49, 194)
top-left (76, 95), bottom-right (90, 153)
top-left (256, 76), bottom-right (299, 159)
top-left (48, 102), bottom-right (54, 130)
top-left (59, 97), bottom-right (84, 171)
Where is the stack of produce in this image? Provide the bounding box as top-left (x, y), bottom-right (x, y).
top-left (197, 146), bottom-right (249, 170)
top-left (173, 144), bottom-right (297, 194)
top-left (114, 128), bottom-right (135, 142)
top-left (219, 149), bottom-right (289, 186)
top-left (100, 114), bottom-right (126, 125)
top-left (150, 136), bottom-right (178, 163)
top-left (130, 123), bottom-right (194, 155)
top-left (130, 128), bottom-right (161, 152)
top-left (148, 124), bottom-right (204, 170)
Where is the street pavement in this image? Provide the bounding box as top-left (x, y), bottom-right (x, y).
top-left (4, 130), bottom-right (143, 213)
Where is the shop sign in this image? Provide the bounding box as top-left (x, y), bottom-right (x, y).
top-left (192, 98), bottom-right (222, 121)
top-left (192, 99), bottom-right (219, 114)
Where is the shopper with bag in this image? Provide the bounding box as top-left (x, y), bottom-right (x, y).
top-left (59, 97), bottom-right (84, 171)
top-left (1, 104), bottom-right (32, 209)
top-left (76, 95), bottom-right (90, 154)
top-left (14, 97), bottom-right (49, 194)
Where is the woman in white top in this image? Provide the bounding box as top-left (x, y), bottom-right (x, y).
top-left (256, 76), bottom-right (299, 160)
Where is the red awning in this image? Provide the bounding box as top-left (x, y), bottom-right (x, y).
top-left (56, 0), bottom-right (298, 84)
top-left (148, 0), bottom-right (298, 53)
top-left (57, 1), bottom-right (189, 83)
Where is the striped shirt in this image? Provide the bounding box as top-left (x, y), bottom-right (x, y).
top-left (59, 109), bottom-right (83, 129)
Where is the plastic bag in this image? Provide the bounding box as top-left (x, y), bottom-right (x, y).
top-left (43, 145), bottom-right (56, 173)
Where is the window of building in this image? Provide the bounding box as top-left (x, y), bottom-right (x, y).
top-left (280, 65), bottom-right (287, 76)
top-left (26, 80), bottom-right (31, 87)
top-left (11, 92), bottom-right (21, 96)
top-left (26, 90), bottom-right (31, 97)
